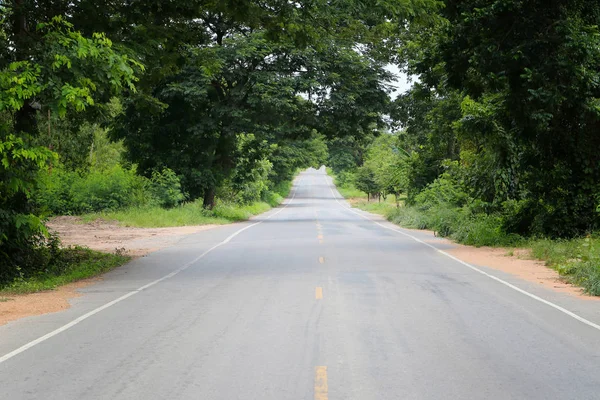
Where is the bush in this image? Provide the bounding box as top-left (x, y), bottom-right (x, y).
top-left (69, 165), bottom-right (149, 213)
top-left (389, 206), bottom-right (430, 229)
top-left (37, 164), bottom-right (154, 214)
top-left (572, 261), bottom-right (600, 296)
top-left (355, 165), bottom-right (380, 198)
top-left (2, 245), bottom-right (130, 293)
top-left (150, 168), bottom-right (185, 208)
top-left (387, 202), bottom-right (522, 247)
top-left (0, 231), bottom-right (62, 285)
top-left (413, 172), bottom-right (468, 211)
top-left (335, 171), bottom-right (355, 188)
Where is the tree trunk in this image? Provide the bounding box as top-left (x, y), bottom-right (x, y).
top-left (203, 185), bottom-right (216, 209)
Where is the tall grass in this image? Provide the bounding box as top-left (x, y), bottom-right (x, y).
top-left (530, 237), bottom-right (600, 295)
top-left (329, 169), bottom-right (600, 296)
top-left (81, 183), bottom-right (291, 228)
top-left (1, 247), bottom-right (130, 294)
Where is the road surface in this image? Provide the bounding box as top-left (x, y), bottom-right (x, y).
top-left (2, 167), bottom-right (600, 399)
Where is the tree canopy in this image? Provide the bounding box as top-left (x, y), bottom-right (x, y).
top-left (2, 0), bottom-right (600, 283)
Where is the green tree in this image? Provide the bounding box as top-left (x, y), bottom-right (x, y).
top-left (398, 0), bottom-right (600, 236)
top-left (355, 165), bottom-right (381, 202)
top-left (116, 29), bottom-right (392, 208)
top-left (363, 133), bottom-right (408, 205)
top-left (0, 13), bottom-right (141, 281)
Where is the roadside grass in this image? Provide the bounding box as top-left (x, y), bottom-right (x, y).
top-left (336, 184), bottom-right (367, 199)
top-left (327, 169), bottom-right (600, 296)
top-left (0, 247), bottom-right (130, 295)
top-left (530, 237), bottom-right (600, 295)
top-left (1, 179), bottom-right (294, 296)
top-left (81, 182), bottom-right (292, 228)
top-left (82, 201), bottom-right (233, 228)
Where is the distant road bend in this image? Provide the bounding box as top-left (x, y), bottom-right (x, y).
top-left (2, 167), bottom-right (600, 399)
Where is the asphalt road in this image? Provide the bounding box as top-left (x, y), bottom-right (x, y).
top-left (2, 167), bottom-right (600, 399)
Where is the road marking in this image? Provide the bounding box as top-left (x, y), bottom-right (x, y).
top-left (319, 240), bottom-right (324, 244)
top-left (0, 179), bottom-right (305, 365)
top-left (323, 174), bottom-right (600, 333)
top-left (315, 287), bottom-right (323, 299)
top-left (314, 366), bottom-right (328, 400)
top-left (319, 257), bottom-right (324, 264)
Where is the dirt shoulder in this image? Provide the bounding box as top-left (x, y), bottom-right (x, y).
top-left (415, 233), bottom-right (598, 301)
top-left (47, 216), bottom-right (218, 257)
top-left (349, 200), bottom-right (598, 301)
top-left (0, 217), bottom-right (218, 326)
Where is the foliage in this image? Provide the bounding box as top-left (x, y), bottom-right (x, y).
top-left (150, 168), bottom-right (186, 208)
top-left (115, 27), bottom-right (388, 207)
top-left (81, 195), bottom-right (287, 229)
top-left (530, 236), bottom-right (600, 296)
top-left (36, 164), bottom-right (185, 215)
top-left (354, 165), bottom-right (381, 200)
top-left (1, 13), bottom-right (141, 282)
top-left (362, 133), bottom-right (408, 200)
top-left (400, 0), bottom-right (600, 236)
top-left (1, 246), bottom-right (129, 294)
top-left (412, 170), bottom-right (468, 211)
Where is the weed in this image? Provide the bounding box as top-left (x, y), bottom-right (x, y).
top-left (80, 186), bottom-right (290, 229)
top-left (329, 168), bottom-right (600, 296)
top-left (0, 247), bottom-right (130, 295)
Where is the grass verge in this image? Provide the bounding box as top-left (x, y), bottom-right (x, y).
top-left (328, 169), bottom-right (600, 296)
top-left (8, 181), bottom-right (294, 296)
top-left (0, 247), bottom-right (130, 295)
top-left (81, 181), bottom-right (293, 228)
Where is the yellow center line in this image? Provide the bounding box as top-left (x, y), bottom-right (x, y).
top-left (319, 256), bottom-right (324, 264)
top-left (315, 287), bottom-right (323, 299)
top-left (314, 366), bottom-right (328, 400)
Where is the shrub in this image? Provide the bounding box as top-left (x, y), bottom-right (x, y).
top-left (389, 206), bottom-right (429, 229)
top-left (335, 171), bottom-right (354, 188)
top-left (37, 164), bottom-right (153, 215)
top-left (69, 165), bottom-right (148, 213)
top-left (413, 172), bottom-right (468, 211)
top-left (572, 261), bottom-right (600, 296)
top-left (355, 165), bottom-right (380, 199)
top-left (151, 168), bottom-right (185, 208)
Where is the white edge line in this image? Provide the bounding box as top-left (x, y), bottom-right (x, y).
top-left (0, 177), bottom-right (304, 364)
top-left (323, 174), bottom-right (600, 332)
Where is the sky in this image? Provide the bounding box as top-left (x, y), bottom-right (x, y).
top-left (384, 64), bottom-right (415, 100)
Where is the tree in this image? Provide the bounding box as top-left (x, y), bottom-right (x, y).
top-left (0, 14), bottom-right (141, 280)
top-left (355, 165), bottom-right (381, 202)
top-left (116, 28), bottom-right (393, 208)
top-left (363, 133), bottom-right (408, 205)
top-left (397, 0), bottom-right (600, 236)
top-left (391, 84), bottom-right (462, 203)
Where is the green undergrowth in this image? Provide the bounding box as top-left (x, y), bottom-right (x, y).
top-left (336, 184), bottom-right (367, 199)
top-left (81, 181), bottom-right (292, 228)
top-left (0, 247), bottom-right (130, 295)
top-left (330, 170), bottom-right (600, 296)
top-left (529, 238), bottom-right (600, 295)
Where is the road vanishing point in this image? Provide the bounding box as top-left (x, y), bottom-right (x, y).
top-left (2, 168), bottom-right (600, 399)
